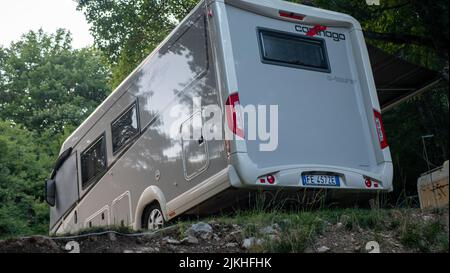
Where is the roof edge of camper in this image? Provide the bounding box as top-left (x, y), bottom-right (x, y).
top-left (222, 0), bottom-right (362, 29)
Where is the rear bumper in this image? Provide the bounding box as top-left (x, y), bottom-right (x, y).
top-left (229, 152), bottom-right (393, 192)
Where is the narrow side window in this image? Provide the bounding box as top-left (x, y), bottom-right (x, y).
top-left (111, 102), bottom-right (139, 154)
top-left (80, 135), bottom-right (107, 189)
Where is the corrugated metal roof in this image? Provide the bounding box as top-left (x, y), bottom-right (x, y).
top-left (367, 44), bottom-right (442, 112)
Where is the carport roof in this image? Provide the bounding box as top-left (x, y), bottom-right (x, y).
top-left (367, 44), bottom-right (442, 112)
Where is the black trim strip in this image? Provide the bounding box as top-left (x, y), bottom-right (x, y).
top-left (50, 147), bottom-right (73, 179)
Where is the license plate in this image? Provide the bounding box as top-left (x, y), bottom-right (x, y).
top-left (302, 174), bottom-right (340, 187)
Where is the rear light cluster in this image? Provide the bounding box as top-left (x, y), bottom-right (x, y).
top-left (364, 177), bottom-right (379, 189)
top-left (259, 174), bottom-right (277, 185)
top-left (279, 10), bottom-right (305, 21)
top-left (226, 93), bottom-right (244, 138)
top-left (373, 110), bottom-right (388, 149)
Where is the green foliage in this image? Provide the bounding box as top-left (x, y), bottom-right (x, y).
top-left (0, 120), bottom-right (79, 238)
top-left (0, 29), bottom-right (110, 134)
top-left (77, 0), bottom-right (198, 88)
top-left (262, 225), bottom-right (315, 253)
top-left (311, 0), bottom-right (448, 71)
top-left (0, 121), bottom-right (47, 237)
top-left (210, 208), bottom-right (448, 253)
top-left (384, 83), bottom-right (449, 199)
top-left (399, 216), bottom-right (448, 252)
top-left (0, 30), bottom-right (111, 238)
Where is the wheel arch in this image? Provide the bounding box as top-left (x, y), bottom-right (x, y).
top-left (133, 185), bottom-right (168, 230)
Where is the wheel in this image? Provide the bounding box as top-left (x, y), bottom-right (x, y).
top-left (142, 203), bottom-right (165, 230)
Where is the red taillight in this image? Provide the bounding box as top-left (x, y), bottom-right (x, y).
top-left (279, 10), bottom-right (305, 21)
top-left (257, 174), bottom-right (277, 185)
top-left (373, 110), bottom-right (388, 149)
top-left (365, 178), bottom-right (372, 188)
top-left (226, 93), bottom-right (244, 139)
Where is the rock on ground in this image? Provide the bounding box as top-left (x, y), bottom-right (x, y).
top-left (184, 222), bottom-right (213, 238)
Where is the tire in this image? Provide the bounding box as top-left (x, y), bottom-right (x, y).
top-left (142, 203), bottom-right (165, 230)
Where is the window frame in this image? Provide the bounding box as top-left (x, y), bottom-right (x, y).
top-left (257, 27), bottom-right (331, 73)
top-left (80, 133), bottom-right (108, 190)
top-left (110, 100), bottom-right (141, 156)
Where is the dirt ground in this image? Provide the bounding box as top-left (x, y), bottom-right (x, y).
top-left (0, 223), bottom-right (245, 253)
top-left (0, 208), bottom-right (448, 253)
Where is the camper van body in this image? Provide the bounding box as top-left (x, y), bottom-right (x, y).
top-left (46, 0), bottom-right (393, 235)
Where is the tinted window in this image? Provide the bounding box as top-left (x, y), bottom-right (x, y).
top-left (258, 29), bottom-right (330, 72)
top-left (111, 103), bottom-right (139, 154)
top-left (81, 135), bottom-right (107, 189)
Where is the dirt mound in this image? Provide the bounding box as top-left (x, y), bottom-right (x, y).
top-left (69, 223), bottom-right (245, 253)
top-left (0, 223), bottom-right (245, 253)
top-left (0, 208), bottom-right (448, 253)
top-left (0, 236), bottom-right (63, 253)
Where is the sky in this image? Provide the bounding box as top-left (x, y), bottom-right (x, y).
top-left (0, 0), bottom-right (93, 49)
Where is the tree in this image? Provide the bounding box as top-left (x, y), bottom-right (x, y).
top-left (385, 84), bottom-right (449, 200)
top-left (304, 0), bottom-right (448, 78)
top-left (0, 29), bottom-right (111, 135)
top-left (77, 0), bottom-right (199, 88)
top-left (0, 121), bottom-right (48, 237)
top-left (0, 30), bottom-right (111, 237)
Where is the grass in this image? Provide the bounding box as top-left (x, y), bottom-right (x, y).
top-left (201, 207), bottom-right (448, 253)
top-left (207, 209), bottom-right (325, 252)
top-left (398, 212), bottom-right (448, 252)
top-left (2, 203), bottom-right (447, 253)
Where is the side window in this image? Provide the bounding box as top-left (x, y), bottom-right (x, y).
top-left (81, 135), bottom-right (107, 189)
top-left (111, 102), bottom-right (139, 154)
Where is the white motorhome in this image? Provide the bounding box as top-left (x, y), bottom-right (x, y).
top-left (45, 0), bottom-right (393, 235)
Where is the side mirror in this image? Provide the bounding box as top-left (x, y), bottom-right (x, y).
top-left (45, 179), bottom-right (56, 207)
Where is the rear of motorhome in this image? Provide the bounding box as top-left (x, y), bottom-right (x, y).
top-left (45, 0), bottom-right (393, 235)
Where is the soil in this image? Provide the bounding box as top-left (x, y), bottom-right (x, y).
top-left (0, 208), bottom-right (448, 253)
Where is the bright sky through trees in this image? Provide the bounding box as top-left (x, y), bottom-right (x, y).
top-left (0, 0), bottom-right (93, 48)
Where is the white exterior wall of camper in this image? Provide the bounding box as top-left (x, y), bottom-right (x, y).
top-left (46, 0), bottom-right (393, 235)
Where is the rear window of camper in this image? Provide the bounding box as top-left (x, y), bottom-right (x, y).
top-left (80, 135), bottom-right (107, 189)
top-left (258, 28), bottom-right (330, 73)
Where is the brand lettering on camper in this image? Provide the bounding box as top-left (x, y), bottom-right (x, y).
top-left (295, 25), bottom-right (346, 42)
